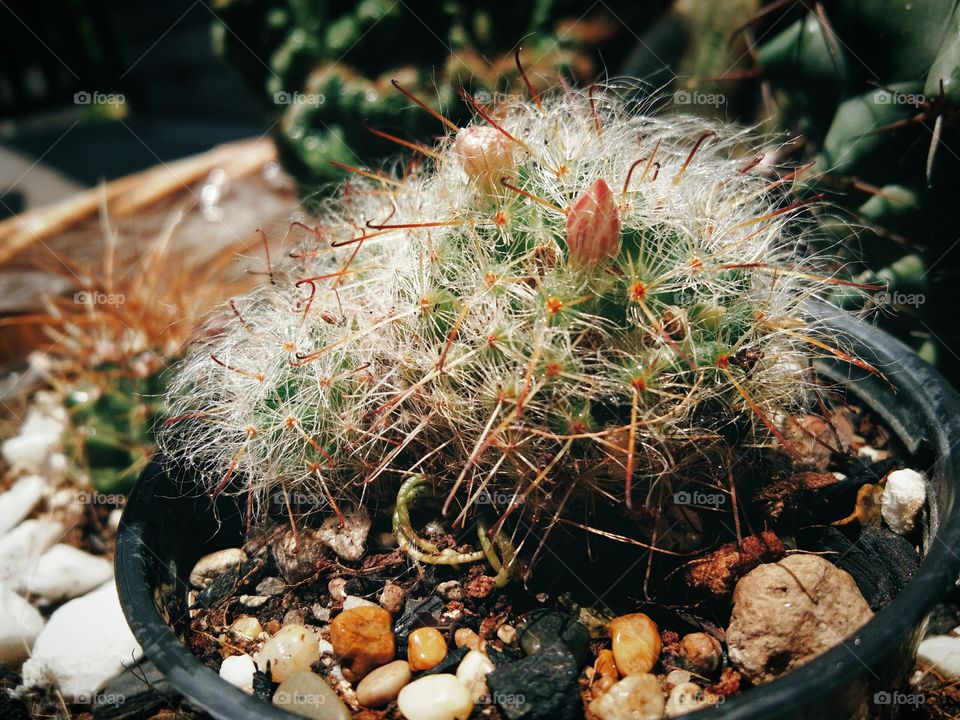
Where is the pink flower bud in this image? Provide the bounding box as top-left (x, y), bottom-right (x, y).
top-left (452, 126), bottom-right (515, 193)
top-left (565, 178), bottom-right (621, 267)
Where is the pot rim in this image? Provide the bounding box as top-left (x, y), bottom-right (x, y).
top-left (115, 305), bottom-right (960, 720)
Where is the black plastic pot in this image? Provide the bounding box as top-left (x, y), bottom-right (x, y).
top-left (116, 306), bottom-right (960, 720)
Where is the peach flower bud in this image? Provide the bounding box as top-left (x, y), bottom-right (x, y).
top-left (565, 178), bottom-right (621, 267)
top-left (452, 126), bottom-right (515, 192)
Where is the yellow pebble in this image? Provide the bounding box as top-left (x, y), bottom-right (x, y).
top-left (454, 628), bottom-right (483, 652)
top-left (609, 613), bottom-right (661, 676)
top-left (408, 627), bottom-right (448, 671)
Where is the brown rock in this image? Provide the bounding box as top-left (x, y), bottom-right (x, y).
top-left (330, 606), bottom-right (396, 681)
top-left (726, 553), bottom-right (873, 684)
top-left (379, 582), bottom-right (405, 615)
top-left (684, 531), bottom-right (785, 599)
top-left (272, 528), bottom-right (329, 583)
top-left (680, 632), bottom-right (723, 674)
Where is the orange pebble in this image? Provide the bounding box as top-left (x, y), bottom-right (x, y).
top-left (407, 627), bottom-right (448, 671)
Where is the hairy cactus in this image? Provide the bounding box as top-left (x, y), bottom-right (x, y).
top-left (162, 85), bottom-right (853, 568)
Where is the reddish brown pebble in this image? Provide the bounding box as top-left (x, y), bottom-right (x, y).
top-left (684, 531), bottom-right (785, 598)
top-left (330, 606), bottom-right (395, 681)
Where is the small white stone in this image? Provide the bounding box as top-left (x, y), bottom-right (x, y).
top-left (858, 446), bottom-right (888, 462)
top-left (19, 544), bottom-right (113, 602)
top-left (0, 476), bottom-right (47, 536)
top-left (455, 650), bottom-right (494, 702)
top-left (589, 673), bottom-right (665, 720)
top-left (220, 654), bottom-right (256, 694)
top-left (328, 578), bottom-right (347, 602)
top-left (0, 585), bottom-right (44, 665)
top-left (318, 638), bottom-right (334, 655)
top-left (2, 435), bottom-right (56, 469)
top-left (664, 669), bottom-right (692, 687)
top-left (317, 508), bottom-right (371, 561)
top-left (918, 635), bottom-right (960, 678)
top-left (397, 673), bottom-right (473, 720)
top-left (665, 681), bottom-right (713, 716)
top-left (343, 595), bottom-right (377, 610)
top-left (230, 616), bottom-right (263, 640)
top-left (254, 624), bottom-right (321, 683)
top-left (2, 403), bottom-right (65, 470)
top-left (21, 582), bottom-right (142, 701)
top-left (239, 594), bottom-right (269, 608)
top-left (189, 547), bottom-right (246, 589)
top-left (881, 469), bottom-right (926, 535)
top-left (0, 519), bottom-right (63, 586)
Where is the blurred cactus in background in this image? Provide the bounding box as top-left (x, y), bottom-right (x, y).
top-left (209, 0), bottom-right (655, 191)
top-left (622, 0), bottom-right (960, 378)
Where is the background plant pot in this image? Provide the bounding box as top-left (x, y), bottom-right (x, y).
top-left (115, 305), bottom-right (960, 720)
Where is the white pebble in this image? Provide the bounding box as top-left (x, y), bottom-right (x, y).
top-left (0, 519), bottom-right (63, 586)
top-left (665, 681), bottom-right (713, 716)
top-left (918, 635), bottom-right (960, 678)
top-left (220, 654), bottom-right (257, 693)
top-left (328, 577), bottom-right (348, 602)
top-left (254, 624), bottom-right (321, 683)
top-left (589, 673), bottom-right (665, 720)
top-left (455, 649), bottom-right (494, 702)
top-left (317, 508), bottom-right (371, 561)
top-left (1, 401), bottom-right (65, 470)
top-left (189, 548), bottom-right (246, 589)
top-left (230, 616), bottom-right (262, 640)
top-left (0, 475), bottom-right (47, 536)
top-left (19, 544), bottom-right (113, 602)
top-left (0, 585), bottom-right (44, 665)
top-left (21, 582), bottom-right (142, 701)
top-left (343, 595), bottom-right (377, 610)
top-left (881, 469), bottom-right (926, 534)
top-left (397, 674), bottom-right (473, 720)
top-left (858, 446), bottom-right (887, 462)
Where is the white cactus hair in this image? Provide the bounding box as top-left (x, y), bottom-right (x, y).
top-left (161, 81), bottom-right (854, 541)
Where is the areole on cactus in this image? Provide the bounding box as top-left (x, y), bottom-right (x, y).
top-left (161, 83), bottom-right (866, 579)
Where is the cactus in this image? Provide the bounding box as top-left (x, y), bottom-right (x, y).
top-left (162, 85), bottom-right (859, 572)
top-left (211, 0), bottom-right (648, 189)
